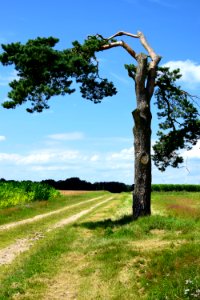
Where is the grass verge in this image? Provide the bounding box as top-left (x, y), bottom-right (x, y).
top-left (0, 192), bottom-right (199, 299)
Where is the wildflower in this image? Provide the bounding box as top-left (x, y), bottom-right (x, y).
top-left (185, 279), bottom-right (193, 285)
top-left (184, 289), bottom-right (190, 294)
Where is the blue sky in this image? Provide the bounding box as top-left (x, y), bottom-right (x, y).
top-left (0, 0), bottom-right (199, 184)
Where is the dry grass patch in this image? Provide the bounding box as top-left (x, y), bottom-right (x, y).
top-left (150, 229), bottom-right (166, 235)
top-left (84, 200), bottom-right (119, 222)
top-left (129, 237), bottom-right (186, 251)
top-left (0, 206), bottom-right (20, 216)
top-left (43, 252), bottom-right (89, 300)
top-left (151, 206), bottom-right (166, 216)
top-left (167, 203), bottom-right (200, 218)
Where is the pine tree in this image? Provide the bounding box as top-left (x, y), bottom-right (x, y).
top-left (1, 31), bottom-right (199, 219)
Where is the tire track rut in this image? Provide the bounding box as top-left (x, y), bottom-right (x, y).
top-left (0, 196), bottom-right (113, 265)
top-left (0, 196), bottom-right (104, 231)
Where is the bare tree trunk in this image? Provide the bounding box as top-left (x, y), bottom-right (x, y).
top-left (132, 102), bottom-right (151, 219)
top-left (132, 54), bottom-right (152, 219)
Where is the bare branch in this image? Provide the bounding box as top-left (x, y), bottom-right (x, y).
top-left (135, 31), bottom-right (161, 97)
top-left (137, 32), bottom-right (157, 60)
top-left (99, 41), bottom-right (137, 59)
top-left (97, 30), bottom-right (161, 67)
top-left (137, 31), bottom-right (161, 68)
top-left (96, 30), bottom-right (161, 98)
top-left (106, 31), bottom-right (139, 41)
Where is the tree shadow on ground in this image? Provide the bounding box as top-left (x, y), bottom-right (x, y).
top-left (75, 215), bottom-right (133, 230)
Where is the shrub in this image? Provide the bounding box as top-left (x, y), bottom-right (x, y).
top-left (0, 181), bottom-right (60, 208)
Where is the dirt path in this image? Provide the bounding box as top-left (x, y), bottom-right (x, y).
top-left (0, 196), bottom-right (104, 231)
top-left (0, 239), bottom-right (30, 265)
top-left (0, 196), bottom-right (113, 265)
top-left (48, 197), bottom-right (113, 230)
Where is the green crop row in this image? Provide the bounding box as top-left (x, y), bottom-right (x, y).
top-left (152, 184), bottom-right (200, 192)
top-left (0, 181), bottom-right (60, 208)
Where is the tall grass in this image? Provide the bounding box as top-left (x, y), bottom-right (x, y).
top-left (0, 181), bottom-right (60, 208)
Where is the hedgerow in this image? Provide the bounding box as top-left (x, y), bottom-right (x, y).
top-left (152, 184), bottom-right (200, 192)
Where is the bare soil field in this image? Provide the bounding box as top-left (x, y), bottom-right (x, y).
top-left (59, 190), bottom-right (93, 195)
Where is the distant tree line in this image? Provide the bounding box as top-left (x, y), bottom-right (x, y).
top-left (0, 178), bottom-right (199, 193)
top-left (39, 179), bottom-right (200, 192)
top-left (0, 177), bottom-right (132, 193)
top-left (41, 177), bottom-right (132, 193)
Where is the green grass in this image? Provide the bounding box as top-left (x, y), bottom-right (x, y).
top-left (0, 190), bottom-right (107, 226)
top-left (141, 243), bottom-right (200, 299)
top-left (0, 191), bottom-right (199, 299)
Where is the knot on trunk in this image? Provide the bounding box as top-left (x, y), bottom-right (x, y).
top-left (140, 152), bottom-right (149, 165)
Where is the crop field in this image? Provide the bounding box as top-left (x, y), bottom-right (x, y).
top-left (0, 189), bottom-right (199, 299)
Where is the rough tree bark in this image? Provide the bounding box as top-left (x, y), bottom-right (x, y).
top-left (132, 53), bottom-right (152, 218)
top-left (131, 33), bottom-right (161, 219)
top-left (99, 31), bottom-right (161, 219)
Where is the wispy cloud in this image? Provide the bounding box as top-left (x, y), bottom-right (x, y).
top-left (48, 132), bottom-right (85, 141)
top-left (0, 136), bottom-right (6, 141)
top-left (110, 72), bottom-right (130, 85)
top-left (163, 60), bottom-right (200, 89)
top-left (0, 149), bottom-right (81, 165)
top-left (107, 147), bottom-right (134, 161)
top-left (90, 155), bottom-right (99, 162)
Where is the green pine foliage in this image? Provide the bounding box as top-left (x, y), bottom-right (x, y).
top-left (0, 35), bottom-right (116, 112)
top-left (153, 67), bottom-right (200, 171)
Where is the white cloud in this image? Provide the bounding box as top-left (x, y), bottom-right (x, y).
top-left (0, 153), bottom-right (21, 162)
top-left (0, 149), bottom-right (81, 165)
top-left (90, 155), bottom-right (99, 162)
top-left (163, 60), bottom-right (200, 88)
top-left (31, 165), bottom-right (71, 171)
top-left (183, 140), bottom-right (200, 159)
top-left (48, 132), bottom-right (84, 141)
top-left (0, 136), bottom-right (6, 141)
top-left (0, 143), bottom-right (199, 184)
top-left (107, 147), bottom-right (134, 161)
